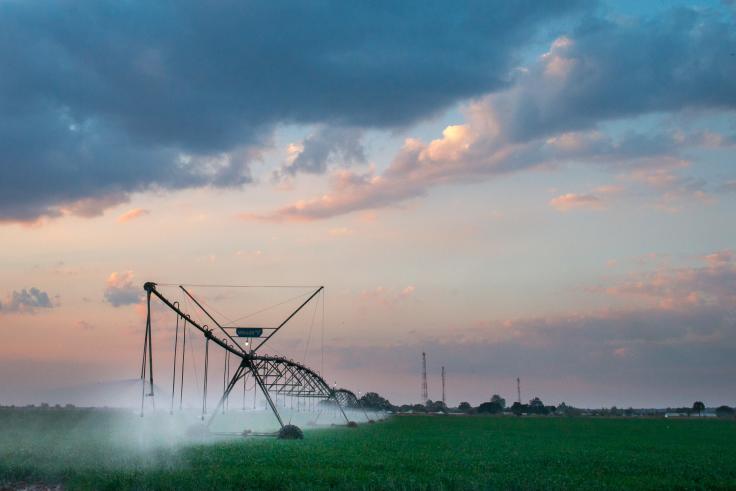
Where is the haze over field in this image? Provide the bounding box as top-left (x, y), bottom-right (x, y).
top-left (1, 0), bottom-right (735, 408)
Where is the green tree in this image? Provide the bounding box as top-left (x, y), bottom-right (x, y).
top-left (490, 394), bottom-right (506, 409)
top-left (692, 401), bottom-right (705, 416)
top-left (528, 397), bottom-right (548, 415)
top-left (359, 392), bottom-right (392, 411)
top-left (715, 405), bottom-right (734, 418)
top-left (426, 400), bottom-right (448, 413)
top-left (478, 401), bottom-right (503, 414)
top-left (458, 401), bottom-right (472, 413)
top-left (510, 401), bottom-right (527, 415)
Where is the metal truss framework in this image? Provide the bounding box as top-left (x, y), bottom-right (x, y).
top-left (139, 282), bottom-right (364, 433)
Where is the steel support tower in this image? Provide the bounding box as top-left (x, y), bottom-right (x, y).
top-left (517, 377), bottom-right (521, 404)
top-left (441, 366), bottom-right (446, 405)
top-left (421, 352), bottom-right (428, 402)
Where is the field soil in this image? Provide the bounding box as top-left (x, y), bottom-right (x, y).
top-left (1, 408), bottom-right (735, 490)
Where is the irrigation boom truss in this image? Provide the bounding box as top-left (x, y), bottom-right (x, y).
top-left (139, 282), bottom-right (364, 435)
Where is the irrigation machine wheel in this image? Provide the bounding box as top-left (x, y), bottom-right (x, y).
top-left (278, 424), bottom-right (304, 440)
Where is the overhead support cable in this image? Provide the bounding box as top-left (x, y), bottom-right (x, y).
top-left (253, 286), bottom-right (324, 352)
top-left (157, 283), bottom-right (321, 288)
top-left (180, 285), bottom-right (246, 354)
top-left (225, 290), bottom-right (314, 326)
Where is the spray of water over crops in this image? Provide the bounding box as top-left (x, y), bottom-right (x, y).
top-left (0, 402), bottom-right (385, 485)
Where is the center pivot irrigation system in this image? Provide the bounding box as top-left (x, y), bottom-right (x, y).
top-left (139, 282), bottom-right (366, 437)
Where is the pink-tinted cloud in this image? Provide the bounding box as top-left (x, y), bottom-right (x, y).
top-left (549, 193), bottom-right (602, 212)
top-left (612, 347), bottom-right (628, 358)
top-left (242, 164), bottom-right (430, 222)
top-left (597, 250), bottom-right (736, 310)
top-left (624, 161), bottom-right (715, 212)
top-left (116, 208), bottom-right (150, 223)
top-left (704, 250), bottom-right (734, 267)
top-left (328, 227), bottom-right (353, 237)
top-left (246, 103), bottom-right (716, 223)
top-left (245, 122), bottom-right (678, 222)
top-left (235, 249), bottom-right (263, 258)
top-left (360, 285), bottom-right (416, 307)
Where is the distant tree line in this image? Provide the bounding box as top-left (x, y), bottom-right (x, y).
top-left (356, 392), bottom-right (736, 419)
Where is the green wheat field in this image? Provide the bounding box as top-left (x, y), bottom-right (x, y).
top-left (1, 407), bottom-right (735, 490)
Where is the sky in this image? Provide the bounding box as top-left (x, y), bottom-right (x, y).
top-left (1, 0), bottom-right (735, 409)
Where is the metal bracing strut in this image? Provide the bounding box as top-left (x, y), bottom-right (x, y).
top-left (207, 362), bottom-right (246, 427)
top-left (250, 362), bottom-right (285, 428)
top-left (170, 309), bottom-right (180, 414)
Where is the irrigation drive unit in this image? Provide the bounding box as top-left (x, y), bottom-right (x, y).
top-left (139, 282), bottom-right (365, 437)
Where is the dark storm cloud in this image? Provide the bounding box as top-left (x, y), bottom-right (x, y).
top-left (0, 0), bottom-right (583, 222)
top-left (0, 287), bottom-right (55, 314)
top-left (251, 5), bottom-right (736, 221)
top-left (496, 7), bottom-right (736, 141)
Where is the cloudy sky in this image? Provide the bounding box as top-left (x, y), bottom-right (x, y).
top-left (1, 0), bottom-right (735, 408)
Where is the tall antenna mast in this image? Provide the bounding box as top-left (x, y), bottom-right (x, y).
top-left (421, 352), bottom-right (428, 402)
top-left (441, 366), bottom-right (446, 405)
top-left (517, 377), bottom-right (521, 404)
